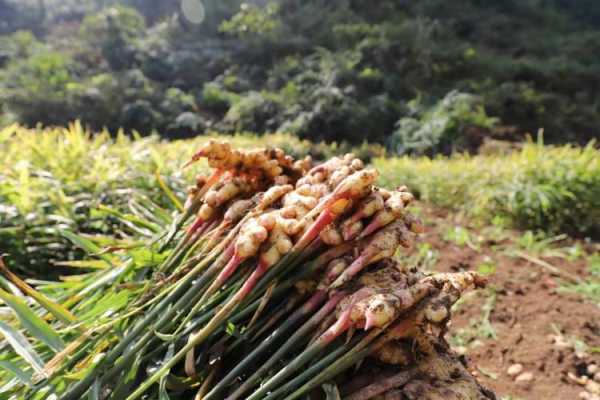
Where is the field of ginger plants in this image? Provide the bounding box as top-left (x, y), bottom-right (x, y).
top-left (0, 124), bottom-right (598, 399)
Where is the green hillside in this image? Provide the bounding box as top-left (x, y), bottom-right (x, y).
top-left (1, 0), bottom-right (599, 153)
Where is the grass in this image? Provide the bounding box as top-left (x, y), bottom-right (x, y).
top-left (396, 243), bottom-right (439, 272)
top-left (513, 231), bottom-right (585, 260)
top-left (450, 288), bottom-right (498, 349)
top-left (559, 253), bottom-right (600, 304)
top-left (443, 225), bottom-right (480, 250)
top-left (375, 136), bottom-right (600, 236)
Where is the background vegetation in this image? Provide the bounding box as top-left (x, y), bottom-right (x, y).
top-left (1, 0), bottom-right (599, 155)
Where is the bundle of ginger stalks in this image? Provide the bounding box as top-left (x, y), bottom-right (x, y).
top-left (0, 142), bottom-right (494, 400)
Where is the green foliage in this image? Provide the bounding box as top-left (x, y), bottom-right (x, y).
top-left (202, 82), bottom-right (242, 112)
top-left (443, 225), bottom-right (479, 250)
top-left (559, 254), bottom-right (600, 303)
top-left (0, 50), bottom-right (73, 126)
top-left (11, 52), bottom-right (71, 92)
top-left (376, 138), bottom-right (600, 236)
top-left (80, 5), bottom-right (145, 70)
top-left (389, 91), bottom-right (498, 155)
top-left (477, 261), bottom-right (497, 276)
top-left (220, 2), bottom-right (281, 37)
top-left (0, 30), bottom-right (43, 60)
top-left (2, 0), bottom-right (600, 146)
top-left (224, 91), bottom-right (282, 132)
top-left (0, 123), bottom-right (189, 276)
top-left (450, 288), bottom-right (497, 348)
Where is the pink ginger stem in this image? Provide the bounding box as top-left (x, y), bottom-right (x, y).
top-left (238, 259), bottom-right (270, 299)
top-left (329, 251), bottom-right (374, 289)
top-left (294, 208), bottom-right (336, 251)
top-left (196, 244), bottom-right (239, 305)
top-left (360, 219), bottom-right (384, 239)
top-left (187, 216), bottom-right (205, 235)
top-left (215, 253), bottom-right (244, 285)
top-left (318, 305), bottom-right (354, 345)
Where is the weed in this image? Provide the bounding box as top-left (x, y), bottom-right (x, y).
top-left (396, 243), bottom-right (439, 272)
top-left (450, 288), bottom-right (497, 348)
top-left (515, 231), bottom-right (575, 258)
top-left (559, 254), bottom-right (600, 304)
top-left (443, 225), bottom-right (479, 251)
top-left (476, 259), bottom-right (497, 276)
top-left (587, 254), bottom-right (600, 276)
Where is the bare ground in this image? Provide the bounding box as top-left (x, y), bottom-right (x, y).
top-left (412, 205), bottom-right (600, 400)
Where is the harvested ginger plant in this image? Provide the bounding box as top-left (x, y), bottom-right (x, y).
top-left (0, 141), bottom-right (495, 400)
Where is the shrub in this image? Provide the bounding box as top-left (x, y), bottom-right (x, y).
top-left (224, 91), bottom-right (283, 132)
top-left (2, 0), bottom-right (600, 147)
top-left (0, 0), bottom-right (45, 35)
top-left (166, 112), bottom-right (207, 138)
top-left (0, 50), bottom-right (74, 126)
top-left (388, 91), bottom-right (498, 156)
top-left (219, 2), bottom-right (281, 37)
top-left (201, 82), bottom-right (241, 113)
top-left (80, 5), bottom-right (145, 70)
top-left (0, 30), bottom-right (43, 62)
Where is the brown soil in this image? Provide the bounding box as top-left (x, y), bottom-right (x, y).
top-left (412, 206), bottom-right (600, 400)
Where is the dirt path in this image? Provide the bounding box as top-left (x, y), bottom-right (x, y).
top-left (411, 206), bottom-right (600, 400)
